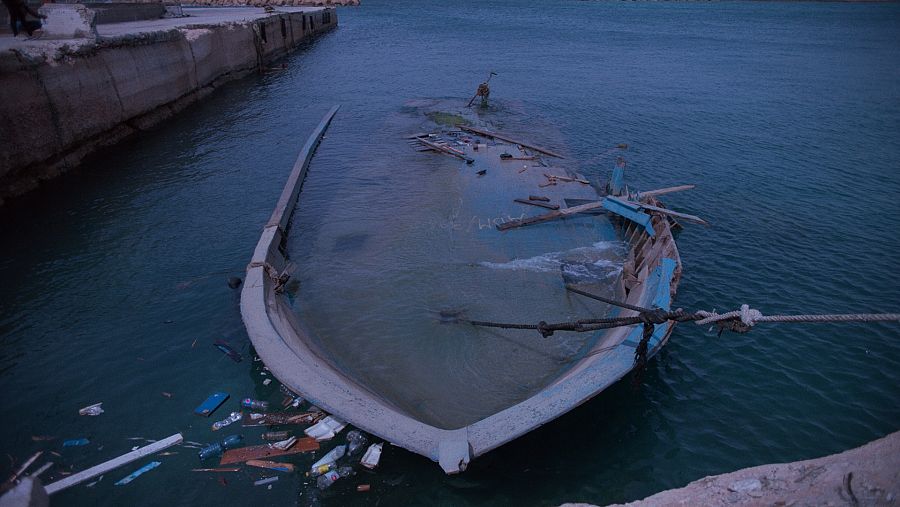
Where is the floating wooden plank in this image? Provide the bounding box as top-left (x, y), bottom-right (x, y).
top-left (242, 411), bottom-right (322, 427)
top-left (514, 199), bottom-right (559, 210)
top-left (623, 200), bottom-right (708, 225)
top-left (497, 201), bottom-right (603, 231)
top-left (544, 173), bottom-right (589, 185)
top-left (44, 433), bottom-right (183, 495)
top-left (219, 438), bottom-right (319, 465)
top-left (194, 392), bottom-right (229, 417)
top-left (246, 460), bottom-right (296, 472)
top-left (528, 195), bottom-right (549, 202)
top-left (457, 125), bottom-right (565, 159)
top-left (192, 468), bottom-right (241, 472)
top-left (637, 185), bottom-right (695, 198)
top-left (414, 136), bottom-right (474, 163)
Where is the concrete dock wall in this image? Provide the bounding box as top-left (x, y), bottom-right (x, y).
top-left (0, 7), bottom-right (336, 206)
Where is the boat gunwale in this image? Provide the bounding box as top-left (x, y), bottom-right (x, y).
top-left (241, 111), bottom-right (684, 473)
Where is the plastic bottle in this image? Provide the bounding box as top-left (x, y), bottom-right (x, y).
top-left (241, 398), bottom-right (269, 411)
top-left (345, 430), bottom-right (368, 456)
top-left (315, 470), bottom-right (340, 490)
top-left (309, 445), bottom-right (346, 475)
top-left (198, 434), bottom-right (243, 460)
top-left (211, 411), bottom-right (242, 431)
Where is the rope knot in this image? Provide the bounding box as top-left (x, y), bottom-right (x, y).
top-left (739, 304), bottom-right (762, 326)
top-left (537, 321), bottom-right (554, 338)
top-left (639, 308), bottom-right (670, 325)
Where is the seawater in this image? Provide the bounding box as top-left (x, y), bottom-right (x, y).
top-left (1, 1), bottom-right (898, 505)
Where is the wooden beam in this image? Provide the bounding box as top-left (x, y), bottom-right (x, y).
top-left (623, 200), bottom-right (708, 225)
top-left (637, 185), bottom-right (695, 198)
top-left (414, 137), bottom-right (474, 163)
top-left (457, 125), bottom-right (565, 159)
top-left (45, 433), bottom-right (183, 495)
top-left (497, 201), bottom-right (603, 231)
top-left (514, 199), bottom-right (559, 210)
top-left (219, 438), bottom-right (319, 465)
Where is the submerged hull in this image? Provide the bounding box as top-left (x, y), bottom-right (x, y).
top-left (241, 106), bottom-right (682, 473)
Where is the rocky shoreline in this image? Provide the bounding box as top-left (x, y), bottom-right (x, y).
top-left (564, 431), bottom-right (899, 507)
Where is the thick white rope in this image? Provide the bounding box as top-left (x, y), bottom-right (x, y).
top-left (695, 304), bottom-right (900, 327)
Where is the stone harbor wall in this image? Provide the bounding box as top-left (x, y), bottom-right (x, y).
top-left (0, 7), bottom-right (337, 206)
top-left (186, 0), bottom-right (359, 5)
top-left (563, 430), bottom-right (899, 507)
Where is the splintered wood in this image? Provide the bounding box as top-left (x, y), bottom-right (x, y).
top-left (219, 438), bottom-right (320, 465)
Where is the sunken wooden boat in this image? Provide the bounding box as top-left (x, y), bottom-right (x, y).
top-left (241, 105), bottom-right (687, 473)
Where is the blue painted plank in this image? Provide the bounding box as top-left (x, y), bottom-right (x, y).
top-left (194, 392), bottom-right (229, 417)
top-left (602, 197), bottom-right (655, 237)
top-left (609, 165), bottom-right (626, 196)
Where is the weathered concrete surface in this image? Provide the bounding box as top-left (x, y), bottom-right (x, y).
top-left (0, 6), bottom-right (336, 206)
top-left (562, 430), bottom-right (900, 507)
top-left (38, 4), bottom-right (98, 40)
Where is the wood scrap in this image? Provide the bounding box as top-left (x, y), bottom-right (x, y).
top-left (219, 438), bottom-right (320, 465)
top-left (623, 200), bottom-right (708, 225)
top-left (637, 185), bottom-right (695, 198)
top-left (242, 411), bottom-right (322, 427)
top-left (529, 195), bottom-right (550, 202)
top-left (497, 201), bottom-right (604, 231)
top-left (192, 468), bottom-right (241, 472)
top-left (246, 460), bottom-right (296, 472)
top-left (414, 136), bottom-right (474, 163)
top-left (457, 125), bottom-right (565, 159)
top-left (514, 199), bottom-right (559, 210)
top-left (544, 173), bottom-right (589, 185)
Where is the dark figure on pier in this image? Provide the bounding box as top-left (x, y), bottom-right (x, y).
top-left (2, 0), bottom-right (46, 37)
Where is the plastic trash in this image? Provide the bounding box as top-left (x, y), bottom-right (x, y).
top-left (194, 392), bottom-right (229, 417)
top-left (310, 445), bottom-right (346, 476)
top-left (262, 379), bottom-right (272, 386)
top-left (360, 443), bottom-right (383, 470)
top-left (357, 484), bottom-right (371, 492)
top-left (79, 403), bottom-right (104, 416)
top-left (346, 431), bottom-right (368, 456)
top-left (315, 467), bottom-right (352, 490)
top-left (304, 416), bottom-right (347, 441)
top-left (114, 461), bottom-right (161, 486)
top-left (63, 438), bottom-right (90, 447)
top-left (254, 476), bottom-right (279, 486)
top-left (271, 436), bottom-right (297, 451)
top-left (211, 412), bottom-right (242, 431)
top-left (241, 398), bottom-right (269, 411)
top-left (262, 431), bottom-right (291, 442)
top-left (198, 435), bottom-right (243, 461)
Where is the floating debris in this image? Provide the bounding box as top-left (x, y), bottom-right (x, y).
top-left (360, 443), bottom-right (383, 470)
top-left (357, 484), bottom-right (371, 492)
top-left (78, 403), bottom-right (104, 416)
top-left (241, 398), bottom-right (269, 411)
top-left (213, 340), bottom-right (242, 363)
top-left (194, 392), bottom-right (229, 417)
top-left (271, 436), bottom-right (297, 451)
top-left (304, 416), bottom-right (347, 441)
top-left (211, 412), bottom-right (242, 432)
top-left (254, 476), bottom-right (279, 487)
top-left (219, 439), bottom-right (319, 465)
top-left (192, 468), bottom-right (240, 473)
top-left (63, 439), bottom-right (90, 447)
top-left (114, 461), bottom-right (160, 486)
top-left (246, 460), bottom-right (295, 473)
top-left (310, 445), bottom-right (346, 476)
top-left (198, 435), bottom-right (243, 461)
top-left (346, 431), bottom-right (368, 456)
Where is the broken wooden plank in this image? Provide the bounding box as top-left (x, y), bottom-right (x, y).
top-left (414, 136), bottom-right (474, 163)
top-left (242, 411), bottom-right (322, 427)
top-left (624, 200), bottom-right (708, 225)
top-left (457, 125), bottom-right (565, 159)
top-left (544, 173), bottom-right (589, 185)
top-left (219, 438), bottom-right (319, 465)
top-left (497, 201), bottom-right (604, 231)
top-left (246, 460), bottom-right (296, 473)
top-left (192, 468), bottom-right (241, 472)
top-left (45, 433), bottom-right (183, 495)
top-left (603, 197), bottom-right (655, 237)
top-left (528, 195), bottom-right (550, 202)
top-left (514, 199), bottom-right (559, 210)
top-left (637, 185), bottom-right (695, 198)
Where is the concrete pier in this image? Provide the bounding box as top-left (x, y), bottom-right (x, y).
top-left (0, 6), bottom-right (337, 206)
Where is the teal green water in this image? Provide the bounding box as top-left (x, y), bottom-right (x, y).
top-left (1, 1), bottom-right (899, 505)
